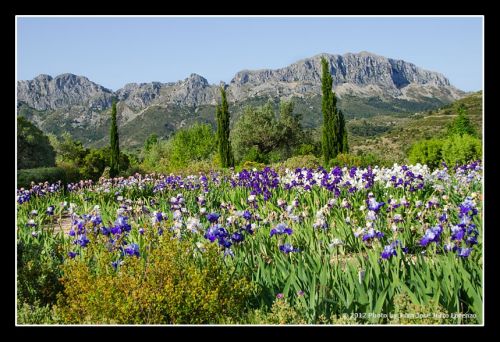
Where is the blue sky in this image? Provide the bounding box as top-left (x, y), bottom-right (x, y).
top-left (17, 16), bottom-right (483, 92)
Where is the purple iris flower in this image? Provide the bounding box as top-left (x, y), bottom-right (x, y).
top-left (68, 251), bottom-right (78, 259)
top-left (270, 223), bottom-right (293, 237)
top-left (420, 225), bottom-right (443, 246)
top-left (124, 243), bottom-right (140, 257)
top-left (457, 247), bottom-right (472, 258)
top-left (75, 235), bottom-right (89, 247)
top-left (380, 240), bottom-right (406, 260)
top-left (279, 243), bottom-right (300, 254)
top-left (451, 225), bottom-right (465, 241)
top-left (242, 211), bottom-right (252, 221)
top-left (362, 228), bottom-right (384, 241)
top-left (231, 232), bottom-right (245, 243)
top-left (367, 197), bottom-right (385, 212)
top-left (115, 215), bottom-right (131, 232)
top-left (207, 212), bottom-right (220, 223)
top-left (381, 245), bottom-right (397, 259)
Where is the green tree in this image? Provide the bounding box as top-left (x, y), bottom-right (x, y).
top-left (231, 102), bottom-right (278, 163)
top-left (144, 133), bottom-right (159, 152)
top-left (339, 109), bottom-right (349, 153)
top-left (277, 100), bottom-right (303, 158)
top-left (447, 104), bottom-right (477, 137)
top-left (321, 57), bottom-right (338, 165)
top-left (216, 86), bottom-right (234, 167)
top-left (320, 57), bottom-right (348, 165)
top-left (231, 100), bottom-right (305, 164)
top-left (81, 148), bottom-right (109, 180)
top-left (109, 100), bottom-right (120, 177)
top-left (17, 117), bottom-right (56, 169)
top-left (142, 123), bottom-right (216, 173)
top-left (51, 132), bottom-right (87, 165)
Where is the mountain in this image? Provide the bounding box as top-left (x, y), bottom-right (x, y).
top-left (17, 51), bottom-right (466, 149)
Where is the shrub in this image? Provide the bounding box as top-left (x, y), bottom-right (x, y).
top-left (242, 146), bottom-right (268, 164)
top-left (246, 297), bottom-right (306, 324)
top-left (295, 143), bottom-right (317, 156)
top-left (441, 134), bottom-right (482, 167)
top-left (17, 233), bottom-right (65, 307)
top-left (389, 292), bottom-right (451, 324)
top-left (17, 301), bottom-right (61, 324)
top-left (81, 148), bottom-right (108, 180)
top-left (57, 161), bottom-right (83, 183)
top-left (408, 139), bottom-right (445, 170)
top-left (331, 153), bottom-right (362, 167)
top-left (17, 167), bottom-right (66, 188)
top-left (180, 159), bottom-right (218, 176)
top-left (56, 234), bottom-right (255, 324)
top-left (276, 154), bottom-right (321, 170)
top-left (240, 160), bottom-right (266, 171)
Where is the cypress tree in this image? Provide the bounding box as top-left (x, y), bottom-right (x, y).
top-left (216, 86), bottom-right (234, 167)
top-left (321, 57), bottom-right (338, 165)
top-left (109, 100), bottom-right (120, 177)
top-left (339, 109), bottom-right (349, 153)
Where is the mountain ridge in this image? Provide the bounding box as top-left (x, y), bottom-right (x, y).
top-left (17, 51), bottom-right (468, 149)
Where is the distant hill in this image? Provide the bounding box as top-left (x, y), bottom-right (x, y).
top-left (17, 51), bottom-right (466, 149)
top-left (349, 91), bottom-right (482, 163)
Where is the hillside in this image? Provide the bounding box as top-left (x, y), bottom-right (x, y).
top-left (349, 91), bottom-right (482, 163)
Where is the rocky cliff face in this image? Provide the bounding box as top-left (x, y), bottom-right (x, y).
top-left (227, 52), bottom-right (460, 101)
top-left (17, 73), bottom-right (114, 111)
top-left (18, 52), bottom-right (464, 112)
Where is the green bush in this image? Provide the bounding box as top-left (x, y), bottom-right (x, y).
top-left (389, 292), bottom-right (451, 324)
top-left (243, 146), bottom-right (268, 164)
top-left (81, 148), bottom-right (108, 180)
top-left (441, 134), bottom-right (482, 166)
top-left (408, 139), bottom-right (445, 170)
top-left (275, 154), bottom-right (321, 170)
top-left (408, 134), bottom-right (481, 169)
top-left (56, 235), bottom-right (255, 324)
top-left (245, 297), bottom-right (307, 324)
top-left (57, 161), bottom-right (83, 183)
top-left (295, 144), bottom-right (318, 156)
top-left (331, 153), bottom-right (362, 168)
top-left (17, 301), bottom-right (61, 324)
top-left (17, 167), bottom-right (66, 188)
top-left (17, 234), bottom-right (65, 307)
top-left (239, 160), bottom-right (266, 171)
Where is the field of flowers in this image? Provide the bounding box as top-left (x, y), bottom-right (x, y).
top-left (16, 161), bottom-right (483, 324)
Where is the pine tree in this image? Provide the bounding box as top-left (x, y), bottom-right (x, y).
top-left (447, 104), bottom-right (476, 137)
top-left (216, 86), bottom-right (234, 167)
top-left (109, 100), bottom-right (120, 177)
top-left (321, 57), bottom-right (338, 165)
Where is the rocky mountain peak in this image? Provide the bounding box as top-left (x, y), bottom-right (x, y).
top-left (18, 73), bottom-right (113, 111)
top-left (185, 73), bottom-right (209, 87)
top-left (18, 52), bottom-right (465, 132)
